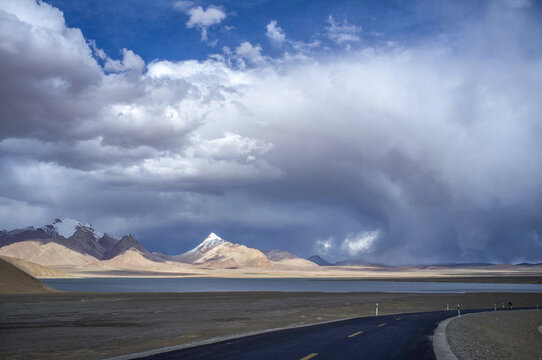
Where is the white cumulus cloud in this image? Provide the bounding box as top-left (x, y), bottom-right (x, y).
top-left (186, 6), bottom-right (226, 27)
top-left (235, 41), bottom-right (265, 65)
top-left (315, 237), bottom-right (335, 258)
top-left (266, 20), bottom-right (286, 45)
top-left (341, 231), bottom-right (380, 256)
top-left (185, 5), bottom-right (226, 42)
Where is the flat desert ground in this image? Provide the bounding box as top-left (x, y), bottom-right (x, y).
top-left (1, 290), bottom-right (541, 360)
top-left (48, 262), bottom-right (542, 284)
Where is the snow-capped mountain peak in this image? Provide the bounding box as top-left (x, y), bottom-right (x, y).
top-left (178, 232), bottom-right (272, 268)
top-left (202, 232), bottom-right (226, 246)
top-left (50, 218), bottom-right (104, 240)
top-left (184, 232), bottom-right (229, 256)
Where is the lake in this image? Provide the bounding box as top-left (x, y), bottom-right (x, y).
top-left (42, 277), bottom-right (542, 293)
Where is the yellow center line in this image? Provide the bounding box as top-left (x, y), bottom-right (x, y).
top-left (395, 317), bottom-right (402, 320)
top-left (377, 323), bottom-right (387, 327)
top-left (348, 331), bottom-right (363, 338)
top-left (300, 353), bottom-right (319, 360)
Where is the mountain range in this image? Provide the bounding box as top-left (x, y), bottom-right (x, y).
top-left (0, 218), bottom-right (320, 275)
top-left (1, 218), bottom-right (540, 278)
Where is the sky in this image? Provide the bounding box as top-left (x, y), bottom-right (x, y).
top-left (1, 0), bottom-right (542, 265)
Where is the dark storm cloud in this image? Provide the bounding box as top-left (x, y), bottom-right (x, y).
top-left (1, 0), bottom-right (542, 264)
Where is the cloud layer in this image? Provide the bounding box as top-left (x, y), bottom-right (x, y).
top-left (1, 0), bottom-right (542, 264)
top-left (326, 16), bottom-right (362, 44)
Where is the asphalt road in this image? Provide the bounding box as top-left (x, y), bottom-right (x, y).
top-left (136, 307), bottom-right (508, 360)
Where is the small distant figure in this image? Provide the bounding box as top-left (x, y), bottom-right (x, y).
top-left (508, 301), bottom-right (512, 310)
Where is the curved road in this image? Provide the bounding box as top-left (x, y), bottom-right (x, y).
top-left (136, 308), bottom-right (512, 360)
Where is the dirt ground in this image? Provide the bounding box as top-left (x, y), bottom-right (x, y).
top-left (1, 292), bottom-right (541, 360)
top-left (447, 309), bottom-right (542, 360)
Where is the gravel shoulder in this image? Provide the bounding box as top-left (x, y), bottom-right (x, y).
top-left (446, 309), bottom-right (542, 360)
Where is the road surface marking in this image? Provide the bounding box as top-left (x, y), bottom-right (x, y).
top-left (300, 353), bottom-right (318, 360)
top-left (395, 317), bottom-right (402, 320)
top-left (377, 323), bottom-right (387, 327)
top-left (348, 331), bottom-right (363, 338)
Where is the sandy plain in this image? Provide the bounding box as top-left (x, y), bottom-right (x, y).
top-left (1, 291), bottom-right (542, 360)
top-left (51, 263), bottom-right (542, 283)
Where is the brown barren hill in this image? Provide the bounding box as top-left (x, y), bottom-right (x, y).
top-left (0, 255), bottom-right (71, 278)
top-left (0, 257), bottom-right (55, 293)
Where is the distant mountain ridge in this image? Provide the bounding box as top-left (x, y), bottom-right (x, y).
top-left (0, 220), bottom-right (317, 272)
top-left (0, 218), bottom-right (138, 266)
top-left (2, 219), bottom-right (538, 275)
top-left (52, 218), bottom-right (103, 240)
top-left (514, 262), bottom-right (542, 266)
top-left (0, 218), bottom-right (114, 259)
top-left (307, 255), bottom-right (332, 266)
top-left (417, 263), bottom-right (498, 269)
top-left (306, 255), bottom-right (397, 267)
top-left (103, 234), bottom-right (153, 260)
top-left (265, 249), bottom-right (317, 267)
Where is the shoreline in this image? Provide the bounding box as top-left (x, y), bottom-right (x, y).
top-left (312, 276), bottom-right (542, 284)
top-left (37, 275), bottom-right (542, 284)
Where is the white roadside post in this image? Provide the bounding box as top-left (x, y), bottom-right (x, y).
top-left (376, 303), bottom-right (379, 316)
top-left (446, 303), bottom-right (449, 311)
top-left (494, 304), bottom-right (496, 312)
top-left (502, 302), bottom-right (505, 309)
top-left (457, 304), bottom-right (460, 317)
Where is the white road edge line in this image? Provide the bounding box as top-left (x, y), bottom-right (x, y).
top-left (104, 315), bottom-right (366, 360)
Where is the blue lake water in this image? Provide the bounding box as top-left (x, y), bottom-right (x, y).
top-left (42, 277), bottom-right (542, 293)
